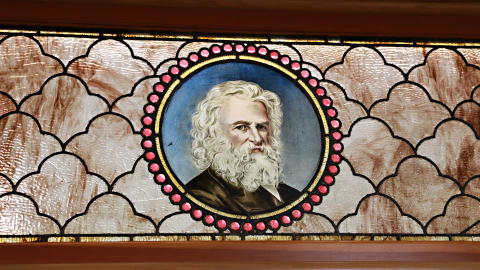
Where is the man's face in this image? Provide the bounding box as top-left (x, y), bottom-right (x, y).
top-left (218, 97), bottom-right (270, 153)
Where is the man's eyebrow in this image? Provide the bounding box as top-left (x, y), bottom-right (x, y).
top-left (230, 120), bottom-right (251, 126)
top-left (257, 121), bottom-right (269, 126)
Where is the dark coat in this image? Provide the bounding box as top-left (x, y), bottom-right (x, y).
top-left (185, 168), bottom-right (301, 214)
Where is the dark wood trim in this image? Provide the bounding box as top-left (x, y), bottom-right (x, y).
top-left (1, 1), bottom-right (480, 39)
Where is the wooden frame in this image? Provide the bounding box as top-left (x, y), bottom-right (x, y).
top-left (1, 1), bottom-right (480, 268)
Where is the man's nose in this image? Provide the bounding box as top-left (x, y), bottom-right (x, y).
top-left (248, 127), bottom-right (263, 145)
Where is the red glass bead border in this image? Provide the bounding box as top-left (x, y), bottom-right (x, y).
top-left (141, 43), bottom-right (343, 233)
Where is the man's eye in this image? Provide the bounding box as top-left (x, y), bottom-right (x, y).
top-left (235, 125), bottom-right (247, 131)
top-left (257, 125), bottom-right (267, 130)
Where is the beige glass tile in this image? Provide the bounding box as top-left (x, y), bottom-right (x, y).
top-left (177, 42), bottom-right (221, 58)
top-left (318, 81), bottom-right (367, 134)
top-left (16, 153), bottom-right (108, 225)
top-left (427, 196), bottom-right (480, 234)
top-left (379, 157), bottom-right (461, 225)
top-left (454, 101), bottom-right (480, 137)
top-left (158, 213), bottom-right (218, 234)
top-left (314, 161), bottom-right (375, 224)
top-left (302, 63), bottom-right (323, 79)
top-left (65, 114), bottom-right (143, 184)
top-left (376, 46), bottom-right (431, 73)
top-left (370, 83), bottom-right (451, 146)
top-left (417, 120), bottom-right (480, 186)
top-left (65, 193), bottom-right (156, 234)
top-left (0, 194), bottom-right (59, 235)
top-left (0, 175), bottom-right (13, 195)
top-left (36, 36), bottom-right (96, 66)
top-left (125, 39), bottom-right (185, 69)
top-left (325, 47), bottom-right (404, 109)
top-left (277, 213), bottom-right (334, 233)
top-left (338, 195), bottom-right (423, 234)
top-left (0, 113), bottom-right (62, 184)
top-left (458, 48), bottom-right (480, 70)
top-left (342, 118), bottom-right (415, 185)
top-left (113, 159), bottom-right (179, 223)
top-left (67, 39), bottom-right (153, 104)
top-left (0, 92), bottom-right (16, 117)
top-left (409, 48), bottom-right (480, 110)
top-left (465, 224), bottom-right (480, 234)
top-left (0, 36), bottom-right (63, 103)
top-left (20, 75), bottom-right (109, 142)
top-left (465, 177), bottom-right (480, 199)
top-left (293, 45), bottom-right (350, 72)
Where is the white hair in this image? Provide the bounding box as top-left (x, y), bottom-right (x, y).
top-left (191, 80), bottom-right (284, 192)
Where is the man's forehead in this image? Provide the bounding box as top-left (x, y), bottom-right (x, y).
top-left (219, 97), bottom-right (268, 123)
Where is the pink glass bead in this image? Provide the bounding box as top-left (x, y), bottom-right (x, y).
top-left (143, 140), bottom-right (153, 148)
top-left (149, 95), bottom-right (159, 103)
top-left (256, 221), bottom-right (266, 231)
top-left (145, 105), bottom-right (155, 113)
top-left (292, 210), bottom-right (301, 219)
top-left (190, 54), bottom-right (199, 62)
top-left (193, 209), bottom-right (203, 219)
top-left (217, 219), bottom-right (227, 229)
top-left (155, 84), bottom-right (164, 93)
top-left (162, 74), bottom-right (171, 83)
top-left (230, 222), bottom-right (240, 231)
top-left (300, 70), bottom-right (310, 78)
top-left (319, 185), bottom-right (328, 194)
top-left (291, 62), bottom-right (301, 71)
top-left (163, 184), bottom-right (173, 193)
top-left (281, 215), bottom-right (291, 225)
top-left (212, 46), bottom-right (221, 54)
top-left (269, 219), bottom-right (279, 229)
top-left (170, 66), bottom-right (179, 75)
top-left (258, 47), bottom-right (267, 55)
top-left (205, 215), bottom-right (214, 224)
top-left (316, 88), bottom-right (325, 96)
top-left (281, 57), bottom-right (290, 65)
top-left (145, 152), bottom-right (155, 160)
top-left (331, 120), bottom-right (340, 128)
top-left (142, 128), bottom-right (152, 137)
top-left (179, 59), bottom-right (189, 68)
top-left (171, 194), bottom-right (181, 203)
top-left (331, 154), bottom-right (341, 163)
top-left (270, 51), bottom-right (279, 59)
top-left (243, 223), bottom-right (253, 232)
top-left (149, 163), bottom-right (159, 172)
top-left (143, 116), bottom-right (153, 125)
top-left (156, 174), bottom-right (166, 183)
top-left (333, 143), bottom-right (343, 152)
top-left (309, 79), bottom-right (318, 87)
top-left (200, 49), bottom-right (209, 57)
top-left (327, 109), bottom-right (336, 117)
top-left (324, 175), bottom-right (334, 185)
top-left (329, 165), bottom-right (339, 174)
top-left (302, 203), bottom-right (312, 212)
top-left (247, 46), bottom-right (256, 54)
top-left (311, 194), bottom-right (321, 203)
top-left (236, 44), bottom-right (244, 52)
top-left (322, 98), bottom-right (332, 107)
top-left (332, 132), bottom-right (342, 140)
top-left (182, 202), bottom-right (191, 211)
top-left (223, 44), bottom-right (232, 52)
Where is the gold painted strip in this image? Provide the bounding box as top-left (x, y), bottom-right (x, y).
top-left (0, 29), bottom-right (36, 34)
top-left (190, 235), bottom-right (213, 241)
top-left (47, 237), bottom-right (76, 242)
top-left (451, 236), bottom-right (480, 241)
top-left (181, 55), bottom-right (237, 79)
top-left (156, 79), bottom-right (180, 133)
top-left (328, 39), bottom-right (342, 43)
top-left (40, 31), bottom-right (99, 36)
top-left (297, 79), bottom-right (328, 135)
top-left (156, 136), bottom-right (185, 193)
top-left (401, 236), bottom-right (449, 241)
top-left (270, 38), bottom-right (325, 43)
top-left (308, 136), bottom-right (329, 192)
top-left (215, 235), bottom-right (242, 241)
top-left (296, 235), bottom-right (370, 241)
top-left (245, 235), bottom-right (293, 241)
top-left (250, 193), bottom-right (307, 219)
top-left (344, 41), bottom-right (414, 45)
top-left (186, 193), bottom-right (247, 219)
top-left (373, 236), bottom-right (398, 241)
top-left (416, 42), bottom-right (469, 46)
top-left (133, 236), bottom-right (187, 241)
top-left (80, 236), bottom-right (130, 242)
top-left (197, 36), bottom-right (268, 42)
top-left (0, 237), bottom-right (42, 243)
top-left (121, 34), bottom-right (193, 39)
top-left (239, 56), bottom-right (297, 79)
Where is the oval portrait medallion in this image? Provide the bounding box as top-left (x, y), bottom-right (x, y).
top-left (141, 44), bottom-right (342, 233)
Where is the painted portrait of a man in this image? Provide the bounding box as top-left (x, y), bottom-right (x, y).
top-left (186, 81), bottom-right (301, 214)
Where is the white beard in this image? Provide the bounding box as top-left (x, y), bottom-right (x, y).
top-left (210, 144), bottom-right (284, 192)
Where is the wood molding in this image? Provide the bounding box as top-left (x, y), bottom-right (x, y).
top-left (1, 1), bottom-right (480, 39)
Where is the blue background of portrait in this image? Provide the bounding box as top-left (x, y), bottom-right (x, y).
top-left (161, 62), bottom-right (322, 191)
